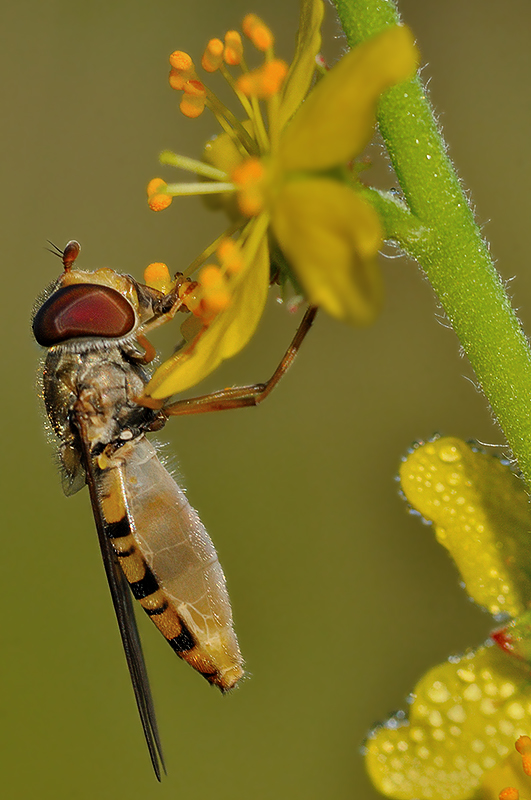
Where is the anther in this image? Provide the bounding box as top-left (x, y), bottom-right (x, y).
top-left (499, 789), bottom-right (519, 800)
top-left (168, 51), bottom-right (195, 90)
top-left (144, 263), bottom-right (173, 294)
top-left (224, 31), bottom-right (243, 66)
top-left (516, 735), bottom-right (531, 776)
top-left (180, 79), bottom-right (206, 118)
top-left (147, 179), bottom-right (172, 211)
top-left (236, 59), bottom-right (288, 98)
top-left (199, 264), bottom-right (231, 314)
top-left (231, 157), bottom-right (266, 216)
top-left (202, 38), bottom-right (224, 73)
top-left (169, 51), bottom-right (193, 71)
top-left (217, 238), bottom-right (243, 274)
top-left (242, 14), bottom-right (274, 51)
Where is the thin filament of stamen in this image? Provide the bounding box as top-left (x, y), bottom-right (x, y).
top-left (181, 219), bottom-right (248, 279)
top-left (205, 91), bottom-right (258, 154)
top-left (240, 55), bottom-right (269, 152)
top-left (159, 151), bottom-right (228, 181)
top-left (164, 181), bottom-right (236, 196)
top-left (267, 91), bottom-right (281, 153)
top-left (219, 63), bottom-right (254, 119)
top-left (218, 62), bottom-right (268, 152)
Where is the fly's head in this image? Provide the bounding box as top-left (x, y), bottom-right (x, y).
top-left (32, 241), bottom-right (160, 351)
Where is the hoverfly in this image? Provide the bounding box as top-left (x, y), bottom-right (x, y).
top-left (33, 241), bottom-right (316, 779)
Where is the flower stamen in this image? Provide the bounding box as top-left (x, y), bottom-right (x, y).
top-left (147, 178), bottom-right (172, 211)
top-left (231, 158), bottom-right (267, 216)
top-left (201, 38), bottom-right (224, 73)
top-left (236, 59), bottom-right (288, 99)
top-left (224, 31), bottom-right (243, 66)
top-left (242, 14), bottom-right (274, 53)
top-left (159, 150), bottom-right (229, 181)
top-left (516, 736), bottom-right (531, 776)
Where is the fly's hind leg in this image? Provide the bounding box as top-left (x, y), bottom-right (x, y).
top-left (161, 305), bottom-right (317, 418)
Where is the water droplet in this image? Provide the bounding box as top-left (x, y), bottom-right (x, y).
top-left (463, 683), bottom-right (482, 701)
top-left (507, 702), bottom-right (525, 720)
top-left (447, 704), bottom-right (466, 723)
top-left (457, 668), bottom-right (475, 683)
top-left (428, 682), bottom-right (450, 703)
top-left (428, 710), bottom-right (443, 727)
top-left (438, 444), bottom-right (461, 463)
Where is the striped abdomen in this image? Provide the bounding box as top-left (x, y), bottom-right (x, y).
top-left (95, 436), bottom-right (243, 691)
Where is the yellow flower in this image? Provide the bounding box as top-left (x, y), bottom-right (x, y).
top-left (143, 0), bottom-right (418, 400)
top-left (365, 437), bottom-right (531, 800)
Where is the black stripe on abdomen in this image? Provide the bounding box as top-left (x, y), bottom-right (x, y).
top-left (105, 517), bottom-right (131, 539)
top-left (169, 622), bottom-right (195, 653)
top-left (129, 565), bottom-right (160, 600)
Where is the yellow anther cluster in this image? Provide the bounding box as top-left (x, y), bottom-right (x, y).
top-left (168, 51), bottom-right (207, 117)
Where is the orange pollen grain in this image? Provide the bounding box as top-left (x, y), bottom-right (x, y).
top-left (499, 789), bottom-right (519, 800)
top-left (147, 178), bottom-right (168, 197)
top-left (224, 31), bottom-right (243, 65)
top-left (202, 38), bottom-right (224, 72)
top-left (148, 193), bottom-right (172, 212)
top-left (242, 14), bottom-right (274, 51)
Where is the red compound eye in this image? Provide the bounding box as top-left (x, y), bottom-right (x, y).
top-left (33, 284), bottom-right (136, 346)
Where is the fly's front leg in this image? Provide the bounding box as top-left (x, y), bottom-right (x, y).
top-left (162, 306), bottom-right (317, 417)
top-left (133, 277), bottom-right (198, 364)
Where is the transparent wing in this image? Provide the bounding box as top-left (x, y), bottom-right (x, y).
top-left (76, 417), bottom-right (165, 781)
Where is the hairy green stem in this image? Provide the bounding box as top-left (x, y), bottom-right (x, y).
top-left (333, 0), bottom-right (531, 485)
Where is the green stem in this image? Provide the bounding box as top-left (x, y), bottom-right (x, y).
top-left (333, 0), bottom-right (531, 486)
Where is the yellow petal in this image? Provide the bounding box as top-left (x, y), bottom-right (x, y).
top-left (272, 179), bottom-right (383, 325)
top-left (400, 438), bottom-right (531, 618)
top-left (278, 0), bottom-right (324, 130)
top-left (144, 224), bottom-right (269, 398)
top-left (278, 25), bottom-right (418, 171)
top-left (365, 644), bottom-right (531, 800)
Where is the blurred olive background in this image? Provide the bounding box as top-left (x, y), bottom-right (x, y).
top-left (2, 0), bottom-right (530, 797)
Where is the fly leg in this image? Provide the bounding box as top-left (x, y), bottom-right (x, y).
top-left (161, 306), bottom-right (317, 417)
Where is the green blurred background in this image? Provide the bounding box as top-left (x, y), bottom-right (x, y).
top-left (2, 0), bottom-right (530, 797)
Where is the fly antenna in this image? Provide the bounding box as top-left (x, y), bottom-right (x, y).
top-left (45, 240), bottom-right (81, 272)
